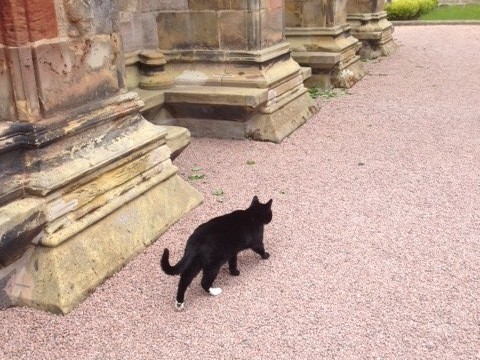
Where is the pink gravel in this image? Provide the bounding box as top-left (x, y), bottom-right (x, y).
top-left (1, 26), bottom-right (480, 359)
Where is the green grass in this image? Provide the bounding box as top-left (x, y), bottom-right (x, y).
top-left (420, 4), bottom-right (480, 20)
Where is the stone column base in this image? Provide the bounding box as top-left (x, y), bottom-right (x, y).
top-left (168, 91), bottom-right (317, 143)
top-left (287, 25), bottom-right (366, 89)
top-left (1, 174), bottom-right (201, 314)
top-left (347, 12), bottom-right (397, 60)
top-left (141, 44), bottom-right (319, 143)
top-left (297, 51), bottom-right (366, 89)
top-left (0, 93), bottom-right (203, 314)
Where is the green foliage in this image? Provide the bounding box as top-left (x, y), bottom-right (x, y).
top-left (308, 87), bottom-right (345, 100)
top-left (188, 173), bottom-right (205, 180)
top-left (386, 0), bottom-right (421, 20)
top-left (417, 0), bottom-right (438, 15)
top-left (386, 0), bottom-right (439, 20)
top-left (308, 87), bottom-right (321, 99)
top-left (188, 166), bottom-right (205, 181)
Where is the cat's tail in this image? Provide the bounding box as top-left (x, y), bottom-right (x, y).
top-left (161, 248), bottom-right (191, 275)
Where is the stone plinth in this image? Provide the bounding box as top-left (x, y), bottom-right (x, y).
top-left (285, 0), bottom-right (365, 89)
top-left (139, 0), bottom-right (318, 143)
top-left (0, 0), bottom-right (202, 313)
top-left (347, 0), bottom-right (397, 59)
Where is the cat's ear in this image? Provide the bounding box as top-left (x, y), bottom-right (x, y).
top-left (266, 199), bottom-right (273, 208)
top-left (251, 195), bottom-right (259, 206)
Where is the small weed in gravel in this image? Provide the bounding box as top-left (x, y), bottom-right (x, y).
top-left (188, 166), bottom-right (205, 180)
top-left (308, 87), bottom-right (347, 100)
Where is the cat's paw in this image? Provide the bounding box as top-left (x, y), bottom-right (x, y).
top-left (230, 269), bottom-right (240, 276)
top-left (175, 301), bottom-right (185, 311)
top-left (261, 252), bottom-right (270, 259)
top-left (208, 287), bottom-right (222, 296)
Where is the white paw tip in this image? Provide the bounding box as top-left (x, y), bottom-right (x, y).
top-left (208, 287), bottom-right (222, 296)
top-left (175, 301), bottom-right (185, 311)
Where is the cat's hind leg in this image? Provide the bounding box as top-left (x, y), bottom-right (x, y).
top-left (201, 265), bottom-right (222, 296)
top-left (228, 254), bottom-right (240, 276)
top-left (175, 265), bottom-right (201, 310)
top-left (252, 246), bottom-right (270, 259)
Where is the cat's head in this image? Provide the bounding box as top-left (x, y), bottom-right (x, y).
top-left (250, 196), bottom-right (273, 224)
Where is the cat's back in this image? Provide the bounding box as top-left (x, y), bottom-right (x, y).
top-left (196, 209), bottom-right (246, 233)
top-left (186, 209), bottom-right (250, 245)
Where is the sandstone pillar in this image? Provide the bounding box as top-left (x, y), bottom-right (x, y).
top-left (285, 0), bottom-right (366, 89)
top-left (140, 0), bottom-right (318, 143)
top-left (0, 0), bottom-right (202, 313)
top-left (347, 0), bottom-right (397, 59)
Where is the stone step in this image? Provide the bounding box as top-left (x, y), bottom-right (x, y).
top-left (164, 85), bottom-right (269, 108)
top-left (293, 51), bottom-right (341, 69)
top-left (135, 87), bottom-right (165, 112)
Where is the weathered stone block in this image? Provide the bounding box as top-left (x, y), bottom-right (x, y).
top-left (120, 11), bottom-right (144, 53)
top-left (24, 0), bottom-right (58, 42)
top-left (348, 0), bottom-right (385, 13)
top-left (33, 37), bottom-right (122, 116)
top-left (334, 0), bottom-right (349, 23)
top-left (188, 0), bottom-right (231, 9)
top-left (157, 11), bottom-right (219, 50)
top-left (0, 0), bottom-right (29, 46)
top-left (286, 0), bottom-right (330, 27)
top-left (0, 12), bottom-right (4, 43)
top-left (92, 0), bottom-right (120, 35)
top-left (231, 0), bottom-right (252, 9)
top-left (140, 0), bottom-right (188, 12)
top-left (141, 12), bottom-right (159, 49)
top-left (246, 91), bottom-right (317, 143)
top-left (118, 0), bottom-right (140, 12)
top-left (260, 7), bottom-right (285, 48)
top-left (184, 0), bottom-right (279, 12)
top-left (302, 1), bottom-right (324, 27)
top-left (219, 10), bottom-right (249, 50)
top-left (6, 46), bottom-right (41, 121)
top-left (285, 0), bottom-right (303, 27)
top-left (0, 47), bottom-right (15, 121)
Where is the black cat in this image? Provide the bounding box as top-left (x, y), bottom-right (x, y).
top-left (161, 196), bottom-right (273, 310)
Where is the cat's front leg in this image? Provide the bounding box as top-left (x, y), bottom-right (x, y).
top-left (228, 255), bottom-right (240, 276)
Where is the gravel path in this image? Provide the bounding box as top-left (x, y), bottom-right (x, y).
top-left (1, 26), bottom-right (479, 359)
